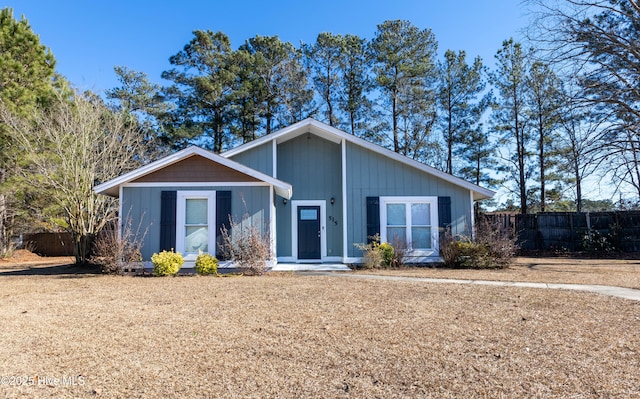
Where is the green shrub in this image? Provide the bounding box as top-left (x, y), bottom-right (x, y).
top-left (151, 250), bottom-right (184, 276)
top-left (581, 230), bottom-right (617, 254)
top-left (378, 242), bottom-right (395, 267)
top-left (195, 252), bottom-right (219, 275)
top-left (354, 234), bottom-right (399, 269)
top-left (439, 216), bottom-right (518, 269)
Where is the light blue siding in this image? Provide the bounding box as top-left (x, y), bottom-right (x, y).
top-left (276, 133), bottom-right (343, 257)
top-left (229, 141), bottom-right (273, 177)
top-left (345, 142), bottom-right (472, 257)
top-left (122, 185), bottom-right (270, 260)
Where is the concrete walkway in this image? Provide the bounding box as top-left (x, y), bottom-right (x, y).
top-left (271, 263), bottom-right (352, 272)
top-left (308, 272), bottom-right (640, 302)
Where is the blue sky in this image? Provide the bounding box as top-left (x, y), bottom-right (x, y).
top-left (9, 0), bottom-right (531, 93)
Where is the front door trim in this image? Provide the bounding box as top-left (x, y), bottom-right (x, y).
top-left (291, 200), bottom-right (326, 262)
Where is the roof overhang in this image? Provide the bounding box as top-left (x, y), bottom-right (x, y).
top-left (94, 146), bottom-right (293, 199)
top-left (221, 118), bottom-right (495, 201)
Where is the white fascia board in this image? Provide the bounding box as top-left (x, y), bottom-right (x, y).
top-left (220, 118), bottom-right (495, 201)
top-left (94, 146), bottom-right (292, 199)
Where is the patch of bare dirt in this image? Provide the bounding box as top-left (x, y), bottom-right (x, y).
top-left (355, 257), bottom-right (640, 289)
top-left (0, 274), bottom-right (638, 398)
top-left (0, 250), bottom-right (74, 270)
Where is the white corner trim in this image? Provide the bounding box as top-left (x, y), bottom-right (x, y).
top-left (272, 139), bottom-right (277, 179)
top-left (470, 190), bottom-right (476, 240)
top-left (270, 188), bottom-right (276, 258)
top-left (342, 138), bottom-right (348, 260)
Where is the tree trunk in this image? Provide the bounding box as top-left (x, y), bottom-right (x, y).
top-left (0, 192), bottom-right (6, 256)
top-left (514, 87), bottom-right (527, 215)
top-left (539, 111), bottom-right (545, 212)
top-left (73, 232), bottom-right (94, 265)
top-left (392, 93), bottom-right (399, 152)
top-left (447, 90), bottom-right (453, 174)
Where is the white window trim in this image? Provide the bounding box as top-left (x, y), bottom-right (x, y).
top-left (176, 190), bottom-right (216, 260)
top-left (380, 196), bottom-right (439, 257)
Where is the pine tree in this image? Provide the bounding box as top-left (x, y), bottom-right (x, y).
top-left (162, 30), bottom-right (235, 152)
top-left (437, 50), bottom-right (487, 174)
top-left (0, 8), bottom-right (56, 255)
top-left (371, 20), bottom-right (438, 156)
top-left (490, 39), bottom-right (534, 214)
top-left (303, 32), bottom-right (343, 127)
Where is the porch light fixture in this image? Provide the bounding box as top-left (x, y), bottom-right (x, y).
top-left (283, 198), bottom-right (288, 206)
top-left (330, 197), bottom-right (335, 205)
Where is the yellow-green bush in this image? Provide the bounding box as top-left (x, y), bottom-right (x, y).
top-left (195, 252), bottom-right (219, 275)
top-left (354, 235), bottom-right (399, 269)
top-left (378, 242), bottom-right (395, 267)
top-left (151, 250), bottom-right (184, 276)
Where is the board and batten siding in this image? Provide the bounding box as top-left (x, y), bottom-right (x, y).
top-left (345, 141), bottom-right (472, 257)
top-left (121, 185), bottom-right (270, 260)
top-left (275, 133), bottom-right (343, 258)
top-left (228, 141), bottom-right (273, 177)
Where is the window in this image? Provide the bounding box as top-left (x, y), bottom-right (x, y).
top-left (176, 191), bottom-right (216, 258)
top-left (380, 197), bottom-right (438, 255)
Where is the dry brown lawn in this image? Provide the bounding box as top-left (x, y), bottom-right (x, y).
top-left (0, 260), bottom-right (639, 398)
top-left (356, 257), bottom-right (640, 290)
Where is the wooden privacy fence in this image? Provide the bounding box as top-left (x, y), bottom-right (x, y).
top-left (23, 232), bottom-right (75, 256)
top-left (484, 211), bottom-right (640, 253)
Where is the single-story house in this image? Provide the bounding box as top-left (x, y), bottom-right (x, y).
top-left (94, 118), bottom-right (494, 267)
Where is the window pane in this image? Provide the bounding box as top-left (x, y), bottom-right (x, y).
top-left (411, 203), bottom-right (430, 226)
top-left (386, 204), bottom-right (406, 226)
top-left (185, 226), bottom-right (208, 252)
top-left (411, 227), bottom-right (431, 249)
top-left (300, 209), bottom-right (318, 220)
top-left (387, 227), bottom-right (406, 243)
top-left (186, 199), bottom-right (208, 224)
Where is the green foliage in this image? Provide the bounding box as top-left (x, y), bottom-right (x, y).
top-left (0, 8), bottom-right (56, 115)
top-left (378, 242), bottom-right (395, 267)
top-left (490, 38), bottom-right (535, 215)
top-left (195, 252), bottom-right (219, 276)
top-left (580, 230), bottom-right (617, 254)
top-left (0, 7), bottom-right (57, 256)
top-left (1, 92), bottom-right (147, 264)
top-left (440, 217), bottom-right (518, 269)
top-left (151, 250), bottom-right (184, 276)
top-left (354, 234), bottom-right (397, 269)
top-left (437, 49), bottom-right (489, 175)
top-left (371, 20), bottom-right (438, 156)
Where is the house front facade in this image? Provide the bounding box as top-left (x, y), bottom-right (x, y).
top-left (94, 118), bottom-right (494, 266)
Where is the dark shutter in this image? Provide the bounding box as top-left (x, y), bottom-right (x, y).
top-left (438, 196), bottom-right (452, 235)
top-left (366, 196), bottom-right (380, 243)
top-left (160, 191), bottom-right (177, 251)
top-left (216, 191), bottom-right (232, 259)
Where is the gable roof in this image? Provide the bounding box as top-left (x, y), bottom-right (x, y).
top-left (94, 146), bottom-right (293, 199)
top-left (221, 118), bottom-right (495, 200)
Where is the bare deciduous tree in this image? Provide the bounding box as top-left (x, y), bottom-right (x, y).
top-left (0, 91), bottom-right (146, 264)
top-left (528, 0), bottom-right (640, 201)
